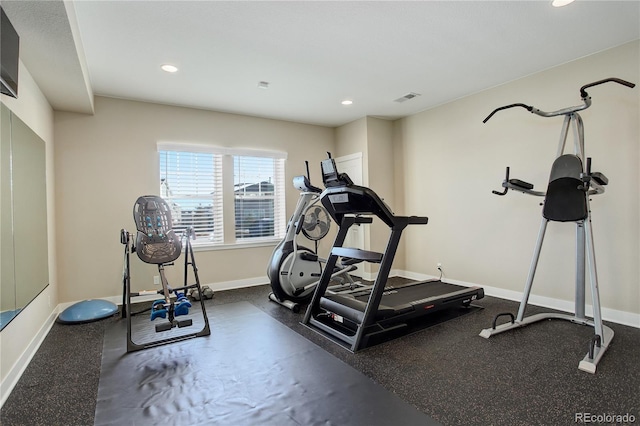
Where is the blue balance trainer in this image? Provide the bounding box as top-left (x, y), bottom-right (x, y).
top-left (57, 299), bottom-right (118, 324)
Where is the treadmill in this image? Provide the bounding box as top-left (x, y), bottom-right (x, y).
top-left (301, 155), bottom-right (484, 351)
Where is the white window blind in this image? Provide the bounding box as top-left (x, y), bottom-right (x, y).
top-left (158, 144), bottom-right (286, 246)
top-left (159, 150), bottom-right (224, 244)
top-left (233, 155), bottom-right (286, 240)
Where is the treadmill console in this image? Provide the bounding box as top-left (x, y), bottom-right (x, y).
top-left (320, 153), bottom-right (397, 227)
top-left (321, 156), bottom-right (353, 188)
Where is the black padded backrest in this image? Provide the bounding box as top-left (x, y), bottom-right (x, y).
top-left (542, 155), bottom-right (588, 222)
top-left (133, 195), bottom-right (182, 264)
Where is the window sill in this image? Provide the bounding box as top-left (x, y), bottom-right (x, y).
top-left (191, 238), bottom-right (280, 252)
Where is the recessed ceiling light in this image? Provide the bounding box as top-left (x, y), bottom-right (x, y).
top-left (551, 0), bottom-right (575, 7)
top-left (341, 100), bottom-right (353, 105)
top-left (161, 64), bottom-right (178, 73)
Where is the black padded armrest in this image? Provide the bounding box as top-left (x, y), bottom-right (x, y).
top-left (509, 179), bottom-right (534, 190)
top-left (591, 172), bottom-right (608, 186)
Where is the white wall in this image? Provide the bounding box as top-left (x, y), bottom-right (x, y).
top-left (0, 61), bottom-right (56, 406)
top-left (395, 41), bottom-right (639, 319)
top-left (53, 97), bottom-right (335, 302)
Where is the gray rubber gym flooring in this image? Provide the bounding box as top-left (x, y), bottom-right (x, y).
top-left (1, 279), bottom-right (639, 425)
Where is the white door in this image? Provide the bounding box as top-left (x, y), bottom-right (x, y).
top-left (334, 153), bottom-right (365, 251)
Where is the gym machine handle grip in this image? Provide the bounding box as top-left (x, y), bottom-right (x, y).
top-left (407, 216), bottom-right (429, 225)
top-left (120, 228), bottom-right (129, 244)
top-left (482, 103), bottom-right (533, 123)
top-left (492, 312), bottom-right (515, 330)
top-left (492, 167), bottom-right (510, 196)
top-left (579, 77), bottom-right (635, 98)
top-left (354, 216), bottom-right (373, 224)
top-left (295, 213), bottom-right (306, 235)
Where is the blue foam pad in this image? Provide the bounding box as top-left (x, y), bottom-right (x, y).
top-left (150, 300), bottom-right (167, 321)
top-left (57, 299), bottom-right (118, 324)
top-left (174, 299), bottom-right (192, 317)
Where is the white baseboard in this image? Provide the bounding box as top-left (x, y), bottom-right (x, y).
top-left (0, 309), bottom-right (57, 408)
top-left (392, 269), bottom-right (640, 329)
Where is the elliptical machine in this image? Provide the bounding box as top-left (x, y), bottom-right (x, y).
top-left (479, 78), bottom-right (635, 373)
top-left (267, 160), bottom-right (361, 312)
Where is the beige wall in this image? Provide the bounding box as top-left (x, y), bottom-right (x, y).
top-left (366, 117), bottom-right (398, 273)
top-left (0, 61), bottom-right (56, 399)
top-left (335, 116), bottom-right (401, 276)
top-left (53, 97), bottom-right (335, 301)
top-left (335, 118), bottom-right (370, 273)
top-left (336, 117), bottom-right (368, 183)
top-left (395, 41), bottom-right (639, 315)
top-left (392, 120), bottom-right (407, 272)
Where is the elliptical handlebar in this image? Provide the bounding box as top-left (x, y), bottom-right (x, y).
top-left (483, 77), bottom-right (635, 123)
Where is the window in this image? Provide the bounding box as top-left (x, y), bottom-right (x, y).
top-left (159, 150), bottom-right (223, 243)
top-left (158, 143), bottom-right (286, 246)
top-left (234, 156), bottom-right (285, 240)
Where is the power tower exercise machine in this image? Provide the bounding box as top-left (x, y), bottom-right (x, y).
top-left (302, 154), bottom-right (484, 352)
top-left (479, 78), bottom-right (635, 373)
top-left (121, 195), bottom-right (211, 352)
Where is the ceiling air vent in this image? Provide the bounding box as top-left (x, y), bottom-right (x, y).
top-left (394, 92), bottom-right (421, 103)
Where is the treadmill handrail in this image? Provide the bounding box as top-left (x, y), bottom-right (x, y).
top-left (332, 247), bottom-right (383, 263)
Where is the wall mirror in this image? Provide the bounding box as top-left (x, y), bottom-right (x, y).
top-left (1, 103), bottom-right (49, 330)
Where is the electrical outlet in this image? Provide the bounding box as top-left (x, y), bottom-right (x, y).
top-left (153, 275), bottom-right (160, 285)
top-left (437, 262), bottom-right (442, 269)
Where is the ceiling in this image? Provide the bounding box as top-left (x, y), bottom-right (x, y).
top-left (2, 1), bottom-right (639, 127)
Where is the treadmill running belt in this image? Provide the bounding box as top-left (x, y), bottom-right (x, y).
top-left (363, 281), bottom-right (468, 305)
top-left (322, 280), bottom-right (481, 322)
